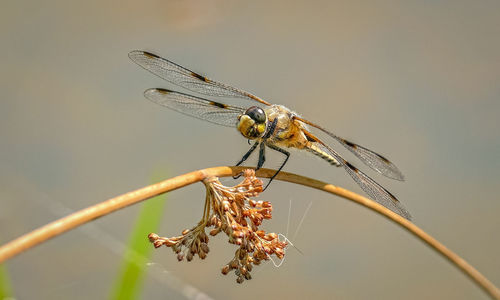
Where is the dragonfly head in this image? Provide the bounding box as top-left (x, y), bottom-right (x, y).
top-left (237, 106), bottom-right (267, 139)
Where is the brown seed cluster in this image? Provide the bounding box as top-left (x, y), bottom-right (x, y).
top-left (148, 169), bottom-right (287, 283)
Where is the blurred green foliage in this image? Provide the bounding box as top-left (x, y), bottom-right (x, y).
top-left (109, 173), bottom-right (169, 300)
top-left (0, 263), bottom-right (13, 298)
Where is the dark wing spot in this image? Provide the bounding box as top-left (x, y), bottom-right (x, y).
top-left (191, 72), bottom-right (208, 82)
top-left (156, 88), bottom-right (171, 94)
top-left (385, 188), bottom-right (400, 202)
top-left (143, 51), bottom-right (161, 59)
top-left (377, 153), bottom-right (391, 164)
top-left (343, 139), bottom-right (358, 149)
top-left (209, 101), bottom-right (228, 109)
top-left (345, 161), bottom-right (359, 173)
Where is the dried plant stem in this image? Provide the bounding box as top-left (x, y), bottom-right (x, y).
top-left (0, 166), bottom-right (498, 299)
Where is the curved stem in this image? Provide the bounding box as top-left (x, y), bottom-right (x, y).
top-left (0, 166), bottom-right (498, 299)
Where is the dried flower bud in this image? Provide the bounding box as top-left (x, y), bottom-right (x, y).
top-left (200, 232), bottom-right (208, 243)
top-left (221, 265), bottom-right (230, 275)
top-left (240, 266), bottom-right (247, 275)
top-left (262, 201), bottom-right (272, 208)
top-left (200, 242), bottom-right (210, 253)
top-left (148, 233), bottom-right (159, 242)
top-left (229, 260), bottom-right (238, 269)
top-left (264, 233), bottom-right (277, 241)
top-left (148, 169), bottom-right (287, 284)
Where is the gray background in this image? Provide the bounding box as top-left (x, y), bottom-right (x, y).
top-left (1, 1), bottom-right (499, 299)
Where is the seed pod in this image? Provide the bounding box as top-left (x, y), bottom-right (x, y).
top-left (199, 231), bottom-right (207, 242)
top-left (264, 233), bottom-right (277, 241)
top-left (177, 253), bottom-right (184, 261)
top-left (240, 266), bottom-right (247, 275)
top-left (229, 259), bottom-right (239, 269)
top-left (239, 249), bottom-right (247, 260)
top-left (244, 272), bottom-right (252, 280)
top-left (221, 265), bottom-right (230, 275)
top-left (148, 233), bottom-right (159, 242)
top-left (200, 242), bottom-right (210, 253)
top-left (231, 202), bottom-right (239, 214)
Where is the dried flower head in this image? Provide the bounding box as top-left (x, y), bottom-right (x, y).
top-left (148, 169), bottom-right (287, 283)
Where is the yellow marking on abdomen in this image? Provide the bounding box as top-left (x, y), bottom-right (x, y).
top-left (306, 143), bottom-right (340, 166)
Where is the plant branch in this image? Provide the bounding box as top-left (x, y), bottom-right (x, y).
top-left (0, 166), bottom-right (498, 299)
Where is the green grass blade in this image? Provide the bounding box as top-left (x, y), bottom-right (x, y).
top-left (0, 263), bottom-right (14, 298)
top-left (109, 173), bottom-right (169, 300)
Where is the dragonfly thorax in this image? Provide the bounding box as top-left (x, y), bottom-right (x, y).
top-left (237, 106), bottom-right (267, 139)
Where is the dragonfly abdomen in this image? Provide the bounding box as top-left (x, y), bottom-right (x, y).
top-left (306, 143), bottom-right (341, 166)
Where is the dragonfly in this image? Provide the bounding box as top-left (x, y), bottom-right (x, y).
top-left (129, 50), bottom-right (411, 220)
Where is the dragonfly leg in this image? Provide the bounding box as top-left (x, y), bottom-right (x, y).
top-left (233, 141), bottom-right (260, 179)
top-left (262, 144), bottom-right (290, 191)
top-left (256, 142), bottom-right (266, 170)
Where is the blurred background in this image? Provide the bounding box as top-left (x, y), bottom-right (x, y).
top-left (1, 0), bottom-right (499, 299)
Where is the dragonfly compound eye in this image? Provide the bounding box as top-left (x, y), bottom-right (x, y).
top-left (237, 107), bottom-right (267, 139)
top-left (245, 106), bottom-right (266, 124)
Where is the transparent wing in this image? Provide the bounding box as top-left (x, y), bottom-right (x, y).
top-left (144, 88), bottom-right (245, 127)
top-left (295, 116), bottom-right (405, 181)
top-left (302, 129), bottom-right (411, 219)
top-left (129, 50), bottom-right (272, 106)
top-left (333, 137), bottom-right (404, 181)
top-left (326, 144), bottom-right (411, 219)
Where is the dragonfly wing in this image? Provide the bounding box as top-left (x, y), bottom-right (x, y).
top-left (295, 116), bottom-right (404, 181)
top-left (129, 50), bottom-right (272, 106)
top-left (302, 128), bottom-right (411, 219)
top-left (144, 88), bottom-right (244, 127)
top-left (329, 146), bottom-right (411, 219)
top-left (334, 137), bottom-right (405, 181)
